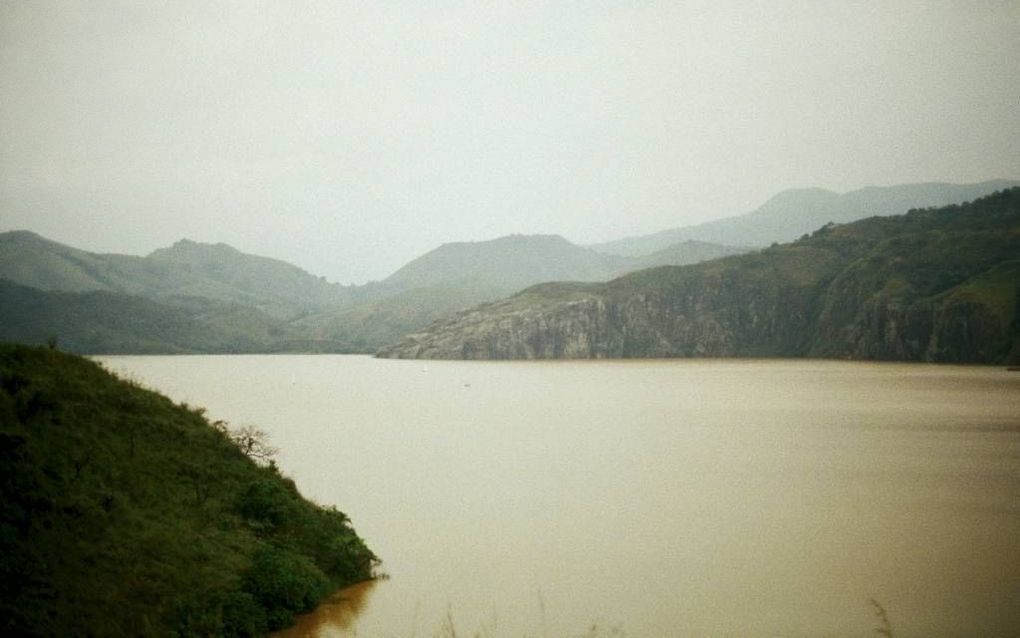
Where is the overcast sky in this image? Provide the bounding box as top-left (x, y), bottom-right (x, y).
top-left (2, 1), bottom-right (1018, 283)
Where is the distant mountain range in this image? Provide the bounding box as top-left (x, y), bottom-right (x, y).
top-left (2, 179), bottom-right (1016, 356)
top-left (0, 230), bottom-right (743, 353)
top-left (590, 179), bottom-right (1020, 256)
top-left (378, 188), bottom-right (1020, 364)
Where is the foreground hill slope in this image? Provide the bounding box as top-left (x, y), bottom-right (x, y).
top-left (378, 188), bottom-right (1020, 363)
top-left (0, 344), bottom-right (376, 636)
top-left (591, 179), bottom-right (1020, 256)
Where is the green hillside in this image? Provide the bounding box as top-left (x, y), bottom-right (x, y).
top-left (146, 240), bottom-right (357, 316)
top-left (378, 188), bottom-right (1020, 363)
top-left (0, 281), bottom-right (306, 354)
top-left (0, 344), bottom-right (377, 636)
top-left (0, 232), bottom-right (355, 319)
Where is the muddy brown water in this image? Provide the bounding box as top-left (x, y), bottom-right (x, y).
top-left (97, 355), bottom-right (1020, 637)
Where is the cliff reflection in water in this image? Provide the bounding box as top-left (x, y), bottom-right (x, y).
top-left (273, 581), bottom-right (377, 638)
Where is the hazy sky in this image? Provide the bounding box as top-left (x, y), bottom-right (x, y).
top-left (2, 1), bottom-right (1018, 283)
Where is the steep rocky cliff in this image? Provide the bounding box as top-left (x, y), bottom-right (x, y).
top-left (378, 189), bottom-right (1020, 363)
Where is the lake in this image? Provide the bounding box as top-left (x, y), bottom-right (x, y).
top-left (94, 355), bottom-right (1020, 637)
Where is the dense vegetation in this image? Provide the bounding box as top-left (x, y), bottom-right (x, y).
top-left (0, 281), bottom-right (316, 354)
top-left (0, 344), bottom-right (377, 636)
top-left (379, 188), bottom-right (1020, 363)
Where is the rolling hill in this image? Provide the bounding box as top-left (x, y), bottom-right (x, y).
top-left (378, 234), bottom-right (626, 293)
top-left (0, 232), bottom-right (356, 319)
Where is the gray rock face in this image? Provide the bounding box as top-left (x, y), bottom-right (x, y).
top-left (810, 262), bottom-right (1019, 363)
top-left (378, 189), bottom-right (1020, 364)
top-left (377, 267), bottom-right (827, 360)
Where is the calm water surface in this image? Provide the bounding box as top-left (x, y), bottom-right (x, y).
top-left (96, 356), bottom-right (1020, 637)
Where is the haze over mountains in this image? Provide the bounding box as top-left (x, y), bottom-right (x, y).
top-left (591, 179), bottom-right (1020, 256)
top-left (0, 228), bottom-right (743, 353)
top-left (2, 180), bottom-right (1016, 357)
top-left (376, 233), bottom-right (749, 293)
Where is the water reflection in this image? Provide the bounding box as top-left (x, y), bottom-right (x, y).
top-left (273, 580), bottom-right (377, 638)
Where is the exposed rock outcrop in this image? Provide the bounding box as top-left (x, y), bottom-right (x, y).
top-left (378, 190), bottom-right (1020, 364)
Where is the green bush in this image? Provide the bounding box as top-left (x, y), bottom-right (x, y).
top-left (170, 587), bottom-right (268, 637)
top-left (242, 545), bottom-right (330, 630)
top-left (236, 479), bottom-right (298, 532)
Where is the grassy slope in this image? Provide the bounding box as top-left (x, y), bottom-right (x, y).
top-left (0, 281), bottom-right (301, 354)
top-left (0, 344), bottom-right (376, 636)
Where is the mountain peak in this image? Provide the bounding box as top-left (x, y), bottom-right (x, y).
top-left (0, 230), bottom-right (63, 248)
top-left (151, 239), bottom-right (241, 258)
top-left (755, 187), bottom-right (839, 213)
top-left (1, 229), bottom-right (44, 240)
top-left (436, 233), bottom-right (572, 250)
top-left (382, 233), bottom-right (617, 292)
